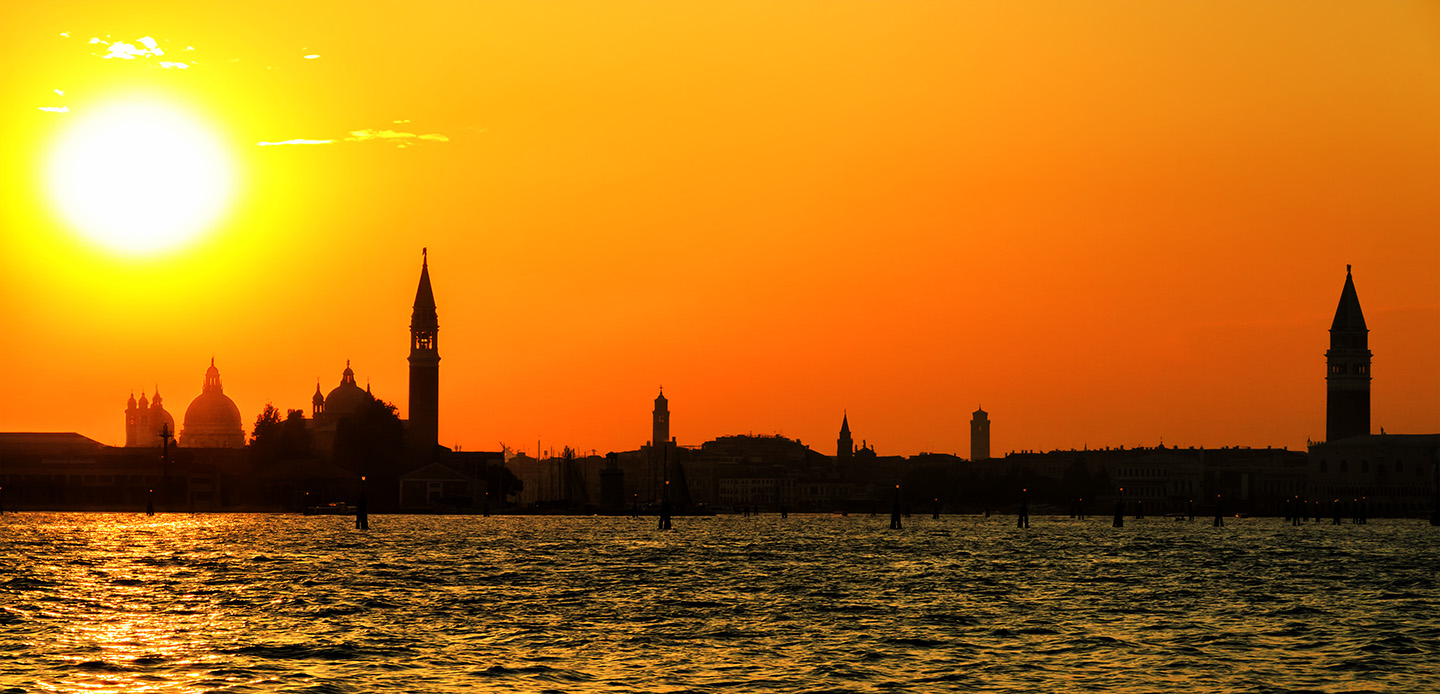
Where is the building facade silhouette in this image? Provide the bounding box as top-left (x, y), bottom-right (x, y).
top-left (1326, 265), bottom-right (1370, 442)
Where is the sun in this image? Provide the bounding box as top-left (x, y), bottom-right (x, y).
top-left (44, 99), bottom-right (236, 257)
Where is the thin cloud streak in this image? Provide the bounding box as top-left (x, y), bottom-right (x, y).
top-left (257, 139), bottom-right (335, 146)
top-left (257, 125), bottom-right (452, 148)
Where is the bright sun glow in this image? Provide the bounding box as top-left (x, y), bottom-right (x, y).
top-left (45, 100), bottom-right (235, 256)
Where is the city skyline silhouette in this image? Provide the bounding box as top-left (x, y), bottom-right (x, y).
top-left (1, 7), bottom-right (1439, 691)
top-left (2, 3), bottom-right (1437, 459)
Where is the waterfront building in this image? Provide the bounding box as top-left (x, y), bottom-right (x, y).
top-left (1308, 435), bottom-right (1440, 516)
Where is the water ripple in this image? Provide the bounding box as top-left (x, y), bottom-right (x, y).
top-left (1, 513), bottom-right (1438, 692)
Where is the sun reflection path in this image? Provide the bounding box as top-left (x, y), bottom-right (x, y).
top-left (16, 514), bottom-right (260, 693)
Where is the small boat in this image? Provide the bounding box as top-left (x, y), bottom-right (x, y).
top-left (305, 503), bottom-right (355, 516)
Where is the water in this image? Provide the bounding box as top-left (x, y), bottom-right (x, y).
top-left (2, 513), bottom-right (1437, 693)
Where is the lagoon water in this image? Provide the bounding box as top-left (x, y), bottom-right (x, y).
top-left (1, 513), bottom-right (1437, 693)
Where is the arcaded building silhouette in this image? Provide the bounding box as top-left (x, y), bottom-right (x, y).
top-left (180, 359), bottom-right (244, 448)
top-left (124, 389), bottom-right (175, 447)
top-left (1326, 265), bottom-right (1370, 442)
top-left (971, 407), bottom-right (990, 461)
top-left (409, 250), bottom-right (440, 458)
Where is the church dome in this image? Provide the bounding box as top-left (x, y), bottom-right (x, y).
top-left (180, 358), bottom-right (245, 448)
top-left (324, 361), bottom-right (374, 418)
top-left (150, 389), bottom-right (177, 437)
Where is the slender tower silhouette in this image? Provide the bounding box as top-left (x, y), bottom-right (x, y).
top-left (971, 407), bottom-right (990, 461)
top-left (653, 387), bottom-right (669, 452)
top-left (837, 412), bottom-right (854, 461)
top-left (1326, 265), bottom-right (1369, 442)
top-left (652, 388), bottom-right (669, 498)
top-left (409, 248), bottom-right (440, 458)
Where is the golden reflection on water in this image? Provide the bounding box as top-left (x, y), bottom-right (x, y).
top-left (4, 513), bottom-right (1439, 693)
top-left (39, 515), bottom-right (239, 694)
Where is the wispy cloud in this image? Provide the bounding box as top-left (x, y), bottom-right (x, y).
top-left (346, 129), bottom-right (414, 141)
top-left (304, 54), bottom-right (320, 60)
top-left (257, 138), bottom-right (335, 146)
top-left (38, 106), bottom-right (69, 113)
top-left (258, 124), bottom-right (452, 149)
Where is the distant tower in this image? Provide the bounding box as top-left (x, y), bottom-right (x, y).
top-left (125, 392), bottom-right (139, 446)
top-left (653, 388), bottom-right (670, 450)
top-left (1326, 265), bottom-right (1370, 442)
top-left (971, 407), bottom-right (990, 461)
top-left (837, 412), bottom-right (854, 460)
top-left (312, 381), bottom-right (325, 418)
top-left (409, 248), bottom-right (440, 457)
top-left (651, 388), bottom-right (671, 500)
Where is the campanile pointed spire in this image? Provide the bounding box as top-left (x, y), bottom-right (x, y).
top-left (1330, 264), bottom-right (1367, 333)
top-left (1326, 265), bottom-right (1370, 441)
top-left (412, 247), bottom-right (437, 327)
top-left (409, 248), bottom-right (441, 460)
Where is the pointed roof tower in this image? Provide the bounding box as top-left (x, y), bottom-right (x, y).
top-left (412, 247), bottom-right (438, 330)
top-left (840, 411), bottom-right (851, 436)
top-left (1331, 264), bottom-right (1367, 332)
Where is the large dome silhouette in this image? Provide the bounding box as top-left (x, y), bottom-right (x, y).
top-left (180, 359), bottom-right (244, 448)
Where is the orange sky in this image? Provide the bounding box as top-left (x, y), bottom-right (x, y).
top-left (2, 1), bottom-right (1438, 457)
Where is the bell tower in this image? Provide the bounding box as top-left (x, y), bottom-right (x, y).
top-left (409, 248), bottom-right (440, 457)
top-left (971, 407), bottom-right (990, 461)
top-left (837, 413), bottom-right (854, 460)
top-left (1326, 265), bottom-right (1370, 442)
top-left (653, 388), bottom-right (670, 451)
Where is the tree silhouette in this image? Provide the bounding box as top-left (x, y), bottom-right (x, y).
top-left (249, 404), bottom-right (285, 463)
top-left (333, 398), bottom-right (405, 477)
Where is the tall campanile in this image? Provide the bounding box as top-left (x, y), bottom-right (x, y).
top-left (653, 388), bottom-right (670, 450)
top-left (409, 248), bottom-right (440, 457)
top-left (1326, 265), bottom-right (1370, 442)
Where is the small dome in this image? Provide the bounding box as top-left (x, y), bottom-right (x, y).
top-left (324, 361), bottom-right (375, 418)
top-left (154, 408), bottom-right (177, 437)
